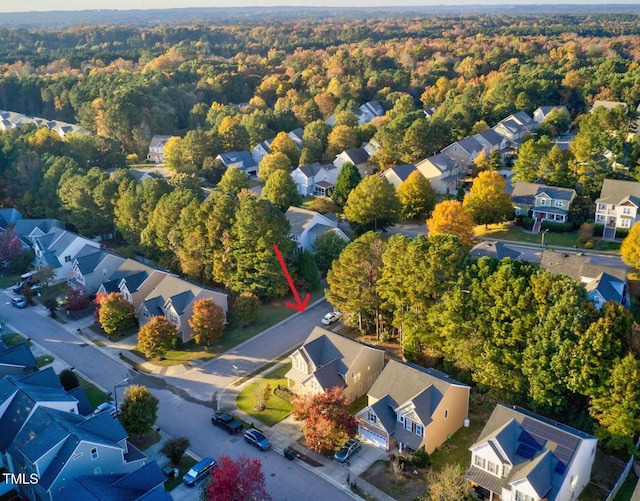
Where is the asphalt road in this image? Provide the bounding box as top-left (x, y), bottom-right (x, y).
top-left (0, 293), bottom-right (351, 501)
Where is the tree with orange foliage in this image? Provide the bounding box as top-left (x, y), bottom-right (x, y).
top-left (189, 298), bottom-right (226, 346)
top-left (426, 200), bottom-right (475, 247)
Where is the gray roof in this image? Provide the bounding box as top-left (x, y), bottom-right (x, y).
top-left (420, 152), bottom-right (458, 172)
top-left (445, 136), bottom-right (483, 156)
top-left (540, 250), bottom-right (627, 283)
top-left (368, 360), bottom-right (468, 406)
top-left (13, 218), bottom-right (64, 239)
top-left (475, 129), bottom-right (504, 148)
top-left (63, 461), bottom-right (172, 501)
top-left (470, 242), bottom-right (522, 261)
top-left (511, 182), bottom-right (576, 206)
top-left (74, 248), bottom-right (108, 274)
top-left (148, 135), bottom-right (173, 149)
top-left (585, 271), bottom-right (626, 304)
top-left (285, 207), bottom-right (323, 236)
top-left (385, 163), bottom-right (417, 183)
top-left (369, 395), bottom-right (398, 434)
top-left (296, 163), bottom-right (323, 178)
top-left (217, 150), bottom-right (257, 169)
top-left (0, 207), bottom-right (22, 227)
top-left (596, 179), bottom-right (640, 206)
top-left (342, 147), bottom-right (370, 165)
top-left (467, 404), bottom-right (595, 501)
top-left (0, 343), bottom-right (38, 374)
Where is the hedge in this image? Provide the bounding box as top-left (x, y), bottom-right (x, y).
top-left (541, 220), bottom-right (574, 232)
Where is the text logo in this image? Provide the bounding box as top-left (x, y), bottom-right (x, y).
top-left (2, 472), bottom-right (39, 485)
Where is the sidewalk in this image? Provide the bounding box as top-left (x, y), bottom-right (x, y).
top-left (220, 366), bottom-right (394, 501)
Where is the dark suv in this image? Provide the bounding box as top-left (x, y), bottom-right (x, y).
top-left (211, 412), bottom-right (243, 434)
top-left (243, 428), bottom-right (271, 451)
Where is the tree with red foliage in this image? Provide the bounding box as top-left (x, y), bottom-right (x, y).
top-left (205, 455), bottom-right (271, 501)
top-left (95, 292), bottom-right (136, 335)
top-left (66, 287), bottom-right (91, 312)
top-left (188, 297), bottom-right (225, 346)
top-left (0, 228), bottom-right (22, 262)
top-left (292, 387), bottom-right (356, 454)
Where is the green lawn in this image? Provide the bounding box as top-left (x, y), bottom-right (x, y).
top-left (133, 287), bottom-right (326, 367)
top-left (163, 455), bottom-right (198, 491)
top-left (36, 355), bottom-right (54, 367)
top-left (613, 472), bottom-right (638, 501)
top-left (474, 222), bottom-right (621, 251)
top-left (236, 362), bottom-right (294, 427)
top-left (1, 332), bottom-right (28, 347)
top-left (77, 374), bottom-right (110, 408)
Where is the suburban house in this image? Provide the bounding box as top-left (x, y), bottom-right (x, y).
top-left (416, 153), bottom-right (463, 195)
top-left (333, 148), bottom-right (376, 177)
top-left (63, 461), bottom-right (171, 501)
top-left (31, 229), bottom-right (101, 283)
top-left (533, 105), bottom-right (570, 124)
top-left (251, 138), bottom-right (273, 164)
top-left (355, 360), bottom-right (470, 455)
top-left (99, 259), bottom-right (228, 343)
top-left (13, 218), bottom-right (64, 247)
top-left (290, 162), bottom-right (339, 197)
top-left (288, 127), bottom-right (305, 148)
top-left (423, 106), bottom-right (437, 119)
top-left (466, 404), bottom-right (597, 501)
top-left (470, 242), bottom-right (522, 261)
top-left (357, 100), bottom-right (385, 125)
top-left (511, 182), bottom-right (577, 230)
top-left (285, 207), bottom-right (349, 252)
top-left (492, 111), bottom-right (535, 144)
top-left (474, 129), bottom-right (508, 154)
top-left (0, 382), bottom-right (147, 500)
top-left (70, 249), bottom-right (126, 294)
top-left (0, 208), bottom-right (22, 231)
top-left (128, 168), bottom-right (158, 184)
top-left (0, 343), bottom-right (38, 377)
top-left (442, 136), bottom-right (483, 170)
top-left (380, 164), bottom-right (417, 190)
top-left (364, 138), bottom-right (382, 157)
top-left (540, 250), bottom-right (628, 310)
top-left (0, 110), bottom-right (85, 137)
top-left (285, 327), bottom-right (385, 402)
top-left (590, 100), bottom-right (628, 113)
top-left (146, 135), bottom-right (174, 164)
top-left (216, 151), bottom-right (258, 176)
top-left (594, 178), bottom-right (640, 239)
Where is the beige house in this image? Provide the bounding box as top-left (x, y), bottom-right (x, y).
top-left (355, 360), bottom-right (470, 454)
top-left (416, 153), bottom-right (463, 195)
top-left (285, 327), bottom-right (385, 402)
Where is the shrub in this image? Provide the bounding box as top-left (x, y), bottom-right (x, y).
top-left (616, 227), bottom-right (630, 238)
top-left (593, 223), bottom-right (604, 237)
top-left (59, 368), bottom-right (79, 391)
top-left (540, 220), bottom-right (573, 232)
top-left (578, 222), bottom-right (595, 244)
top-left (160, 437), bottom-right (190, 466)
top-left (585, 239), bottom-right (595, 249)
top-left (410, 448), bottom-right (431, 468)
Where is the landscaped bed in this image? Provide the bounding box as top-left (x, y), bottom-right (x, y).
top-left (236, 362), bottom-right (294, 427)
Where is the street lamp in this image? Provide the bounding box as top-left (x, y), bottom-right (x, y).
top-left (113, 377), bottom-right (130, 415)
top-left (541, 228), bottom-right (549, 247)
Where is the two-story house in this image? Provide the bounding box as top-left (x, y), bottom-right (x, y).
top-left (442, 136), bottom-right (483, 171)
top-left (466, 404), bottom-right (597, 501)
top-left (31, 229), bottom-right (101, 283)
top-left (355, 360), bottom-right (470, 455)
top-left (594, 179), bottom-right (640, 239)
top-left (474, 129), bottom-right (508, 155)
top-left (291, 162), bottom-right (339, 197)
top-left (533, 105), bottom-right (570, 125)
top-left (357, 100), bottom-right (385, 125)
top-left (380, 164), bottom-right (418, 190)
top-left (492, 111), bottom-right (535, 144)
top-left (333, 148), bottom-right (376, 178)
top-left (251, 138), bottom-right (273, 164)
top-left (70, 248), bottom-right (126, 294)
top-left (216, 151), bottom-right (258, 176)
top-left (540, 250), bottom-right (629, 310)
top-left (511, 182), bottom-right (577, 231)
top-left (147, 135), bottom-right (174, 164)
top-left (285, 327), bottom-right (385, 402)
top-left (285, 207), bottom-right (349, 252)
top-left (416, 153), bottom-right (463, 195)
top-left (0, 343), bottom-right (38, 377)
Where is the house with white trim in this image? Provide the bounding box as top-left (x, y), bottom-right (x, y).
top-left (594, 179), bottom-right (640, 239)
top-left (285, 207), bottom-right (349, 252)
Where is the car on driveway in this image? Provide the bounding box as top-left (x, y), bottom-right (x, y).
top-left (10, 297), bottom-right (27, 308)
top-left (93, 400), bottom-right (116, 417)
top-left (334, 438), bottom-right (361, 464)
top-left (211, 412), bottom-right (243, 434)
top-left (321, 311), bottom-right (342, 325)
top-left (183, 456), bottom-right (216, 486)
top-left (244, 428), bottom-right (271, 451)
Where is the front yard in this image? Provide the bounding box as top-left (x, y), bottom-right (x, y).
top-left (236, 362), bottom-right (294, 427)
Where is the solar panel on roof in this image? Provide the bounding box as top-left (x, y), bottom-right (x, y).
top-left (521, 417), bottom-right (580, 465)
top-left (518, 429), bottom-right (543, 449)
top-left (516, 443), bottom-right (537, 460)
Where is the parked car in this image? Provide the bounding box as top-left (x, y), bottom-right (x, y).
top-left (183, 456), bottom-right (216, 486)
top-left (321, 311), bottom-right (342, 325)
top-left (92, 400), bottom-right (116, 417)
top-left (10, 297), bottom-right (27, 309)
top-left (12, 279), bottom-right (39, 295)
top-left (211, 412), bottom-right (243, 434)
top-left (334, 438), bottom-right (361, 464)
top-left (243, 428), bottom-right (271, 451)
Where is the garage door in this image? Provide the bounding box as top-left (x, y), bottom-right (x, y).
top-left (358, 426), bottom-right (387, 449)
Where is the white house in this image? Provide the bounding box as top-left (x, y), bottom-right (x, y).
top-left (533, 105), bottom-right (570, 124)
top-left (216, 151), bottom-right (258, 176)
top-left (251, 138), bottom-right (273, 164)
top-left (291, 163), bottom-right (339, 197)
top-left (466, 404), bottom-right (597, 501)
top-left (285, 207), bottom-right (349, 252)
top-left (594, 178), bottom-right (640, 239)
top-left (357, 100), bottom-right (385, 125)
top-left (492, 111), bottom-right (535, 144)
top-left (147, 135), bottom-right (174, 163)
top-left (333, 148), bottom-right (376, 177)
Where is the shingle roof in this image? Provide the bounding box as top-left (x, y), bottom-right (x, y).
top-left (418, 152), bottom-right (458, 172)
top-left (475, 129), bottom-right (504, 147)
top-left (596, 179), bottom-right (640, 205)
top-left (470, 242), bottom-right (522, 260)
top-left (217, 150), bottom-right (257, 169)
top-left (285, 207), bottom-right (322, 235)
top-left (342, 147), bottom-right (370, 165)
top-left (585, 271), bottom-right (626, 304)
top-left (296, 163), bottom-right (323, 178)
top-left (511, 182), bottom-right (576, 205)
top-left (540, 250), bottom-right (627, 282)
top-left (74, 248), bottom-right (108, 274)
top-left (0, 343), bottom-right (38, 373)
top-left (386, 163), bottom-right (417, 183)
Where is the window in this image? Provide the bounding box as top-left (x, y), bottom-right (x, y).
top-left (405, 419), bottom-right (413, 431)
top-left (539, 198), bottom-right (547, 206)
top-left (368, 412), bottom-right (377, 424)
top-left (623, 207), bottom-right (632, 215)
top-left (473, 455), bottom-right (500, 476)
top-left (554, 200), bottom-right (563, 208)
top-left (399, 415), bottom-right (405, 424)
top-left (621, 218), bottom-right (631, 228)
top-left (90, 448), bottom-right (98, 460)
top-left (515, 491), bottom-right (535, 501)
top-left (416, 424), bottom-right (423, 437)
top-left (65, 255), bottom-right (72, 262)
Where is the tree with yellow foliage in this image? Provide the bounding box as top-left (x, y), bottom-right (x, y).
top-left (463, 171), bottom-right (514, 229)
top-left (426, 200), bottom-right (475, 247)
top-left (621, 222), bottom-right (640, 270)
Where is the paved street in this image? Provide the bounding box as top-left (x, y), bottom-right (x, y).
top-left (0, 293), bottom-right (357, 501)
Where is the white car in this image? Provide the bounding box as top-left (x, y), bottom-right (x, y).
top-left (93, 400), bottom-right (116, 417)
top-left (321, 311), bottom-right (342, 325)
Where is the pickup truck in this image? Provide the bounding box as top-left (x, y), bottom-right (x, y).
top-left (211, 412), bottom-right (243, 434)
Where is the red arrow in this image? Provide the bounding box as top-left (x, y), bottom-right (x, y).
top-left (273, 244), bottom-right (311, 313)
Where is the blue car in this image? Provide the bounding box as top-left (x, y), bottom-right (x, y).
top-left (243, 428), bottom-right (271, 451)
top-left (183, 456), bottom-right (216, 486)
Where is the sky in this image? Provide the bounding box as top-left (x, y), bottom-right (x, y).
top-left (1, 0), bottom-right (638, 13)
